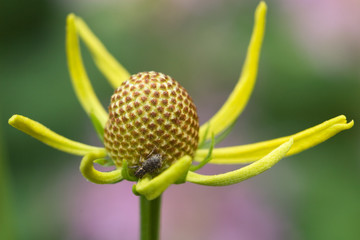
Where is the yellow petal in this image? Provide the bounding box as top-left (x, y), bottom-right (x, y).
top-left (135, 155), bottom-right (192, 200)
top-left (74, 16), bottom-right (131, 88)
top-left (80, 150), bottom-right (123, 184)
top-left (187, 138), bottom-right (293, 186)
top-left (195, 115), bottom-right (354, 164)
top-left (199, 1), bottom-right (267, 140)
top-left (8, 115), bottom-right (103, 156)
top-left (66, 14), bottom-right (108, 127)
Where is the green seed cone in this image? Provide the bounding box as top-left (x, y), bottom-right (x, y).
top-left (104, 72), bottom-right (199, 172)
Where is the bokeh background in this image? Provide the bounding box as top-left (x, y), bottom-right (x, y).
top-left (1, 0), bottom-right (359, 239)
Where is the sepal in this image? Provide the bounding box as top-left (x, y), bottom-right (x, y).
top-left (121, 160), bottom-right (138, 181)
top-left (190, 133), bottom-right (215, 171)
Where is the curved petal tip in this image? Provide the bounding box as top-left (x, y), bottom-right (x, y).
top-left (258, 1), bottom-right (267, 12)
top-left (8, 114), bottom-right (18, 126)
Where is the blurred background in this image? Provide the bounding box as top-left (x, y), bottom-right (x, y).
top-left (1, 0), bottom-right (359, 239)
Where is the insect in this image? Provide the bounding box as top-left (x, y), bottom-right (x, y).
top-left (133, 149), bottom-right (163, 178)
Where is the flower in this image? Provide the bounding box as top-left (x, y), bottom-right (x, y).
top-left (8, 2), bottom-right (353, 200)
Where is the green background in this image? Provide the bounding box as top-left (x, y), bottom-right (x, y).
top-left (1, 0), bottom-right (359, 239)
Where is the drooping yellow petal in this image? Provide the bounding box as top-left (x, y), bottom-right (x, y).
top-left (66, 14), bottom-right (108, 127)
top-left (80, 150), bottom-right (123, 184)
top-left (187, 138), bottom-right (293, 186)
top-left (8, 115), bottom-right (103, 156)
top-left (74, 16), bottom-right (131, 88)
top-left (199, 1), bottom-right (267, 140)
top-left (195, 115), bottom-right (354, 164)
top-left (135, 155), bottom-right (192, 200)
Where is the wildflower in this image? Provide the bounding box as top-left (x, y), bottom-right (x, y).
top-left (8, 2), bottom-right (353, 201)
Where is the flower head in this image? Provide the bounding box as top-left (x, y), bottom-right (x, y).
top-left (104, 72), bottom-right (199, 171)
top-left (8, 2), bottom-right (353, 200)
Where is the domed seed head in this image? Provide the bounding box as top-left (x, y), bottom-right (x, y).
top-left (104, 71), bottom-right (199, 173)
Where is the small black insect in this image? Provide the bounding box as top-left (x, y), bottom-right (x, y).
top-left (134, 151), bottom-right (163, 178)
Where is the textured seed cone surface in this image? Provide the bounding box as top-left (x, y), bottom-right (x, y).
top-left (104, 71), bottom-right (199, 173)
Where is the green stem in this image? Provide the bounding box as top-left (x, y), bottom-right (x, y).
top-left (140, 195), bottom-right (162, 240)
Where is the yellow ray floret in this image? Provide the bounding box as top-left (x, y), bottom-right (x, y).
top-left (195, 115), bottom-right (353, 164)
top-left (80, 150), bottom-right (123, 184)
top-left (187, 138), bottom-right (293, 186)
top-left (199, 1), bottom-right (267, 141)
top-left (66, 14), bottom-right (108, 127)
top-left (8, 115), bottom-right (103, 156)
top-left (73, 15), bottom-right (131, 88)
top-left (135, 156), bottom-right (192, 200)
